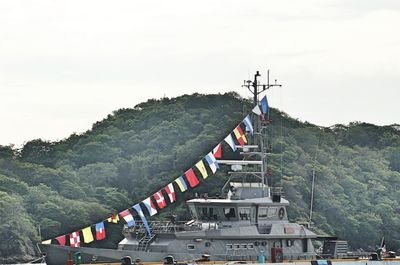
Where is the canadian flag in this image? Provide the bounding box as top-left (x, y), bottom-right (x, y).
top-left (165, 183), bottom-right (176, 203)
top-left (153, 190), bottom-right (167, 209)
top-left (213, 143), bottom-right (222, 158)
top-left (69, 231), bottom-right (80, 248)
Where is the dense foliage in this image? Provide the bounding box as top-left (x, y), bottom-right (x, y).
top-left (0, 93), bottom-right (399, 262)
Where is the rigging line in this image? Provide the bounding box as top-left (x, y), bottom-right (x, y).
top-left (280, 80), bottom-right (283, 181)
top-left (309, 135), bottom-right (320, 228)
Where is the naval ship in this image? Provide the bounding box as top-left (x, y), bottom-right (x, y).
top-left (38, 72), bottom-right (358, 265)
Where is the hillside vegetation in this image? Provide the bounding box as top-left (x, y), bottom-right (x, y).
top-left (0, 93), bottom-right (399, 262)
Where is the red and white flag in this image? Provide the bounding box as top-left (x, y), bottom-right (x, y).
top-left (69, 231), bottom-right (80, 248)
top-left (153, 190), bottom-right (167, 209)
top-left (213, 143), bottom-right (222, 158)
top-left (95, 222), bottom-right (106, 241)
top-left (165, 183), bottom-right (176, 203)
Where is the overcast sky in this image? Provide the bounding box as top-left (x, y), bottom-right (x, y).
top-left (1, 0), bottom-right (399, 147)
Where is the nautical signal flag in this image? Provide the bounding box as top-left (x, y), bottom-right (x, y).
top-left (243, 115), bottom-right (254, 135)
top-left (224, 134), bottom-right (237, 151)
top-left (175, 176), bottom-right (188, 192)
top-left (119, 209), bottom-right (136, 227)
top-left (205, 152), bottom-right (219, 174)
top-left (261, 95), bottom-right (269, 114)
top-left (55, 235), bottom-right (66, 246)
top-left (143, 197), bottom-right (158, 216)
top-left (107, 214), bottom-right (120, 223)
top-left (165, 183), bottom-right (176, 203)
top-left (185, 168), bottom-right (199, 188)
top-left (233, 126), bottom-right (247, 146)
top-left (95, 222), bottom-right (106, 240)
top-left (82, 226), bottom-right (94, 243)
top-left (213, 143), bottom-right (222, 158)
top-left (42, 239), bottom-right (51, 245)
top-left (195, 160), bottom-right (208, 179)
top-left (252, 105), bottom-right (262, 116)
top-left (153, 190), bottom-right (167, 209)
top-left (133, 204), bottom-right (152, 236)
top-left (69, 231), bottom-right (80, 248)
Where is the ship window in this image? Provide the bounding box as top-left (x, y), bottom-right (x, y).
top-left (226, 244), bottom-right (233, 249)
top-left (241, 244), bottom-right (248, 249)
top-left (248, 243), bottom-right (254, 249)
top-left (239, 208), bottom-right (250, 220)
top-left (286, 239), bottom-right (294, 247)
top-left (201, 207), bottom-right (208, 219)
top-left (189, 205), bottom-right (197, 218)
top-left (208, 207), bottom-right (218, 220)
top-left (268, 207), bottom-right (277, 217)
top-left (224, 208), bottom-right (236, 219)
top-left (187, 244), bottom-right (195, 250)
top-left (259, 207), bottom-right (268, 219)
top-left (234, 244), bottom-right (240, 249)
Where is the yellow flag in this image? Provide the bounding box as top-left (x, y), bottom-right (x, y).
top-left (42, 239), bottom-right (51, 244)
top-left (195, 160), bottom-right (208, 179)
top-left (82, 226), bottom-right (94, 243)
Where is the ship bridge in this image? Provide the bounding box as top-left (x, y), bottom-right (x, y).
top-left (186, 182), bottom-right (290, 226)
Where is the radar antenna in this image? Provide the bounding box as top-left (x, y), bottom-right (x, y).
top-left (242, 70), bottom-right (282, 106)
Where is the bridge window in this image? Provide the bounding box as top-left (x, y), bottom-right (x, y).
top-left (234, 244), bottom-right (240, 249)
top-left (248, 243), bottom-right (254, 249)
top-left (268, 207), bottom-right (278, 218)
top-left (198, 207), bottom-right (218, 220)
top-left (241, 244), bottom-right (248, 249)
top-left (239, 208), bottom-right (251, 220)
top-left (226, 244), bottom-right (233, 249)
top-left (224, 208), bottom-right (236, 219)
top-left (259, 207), bottom-right (268, 219)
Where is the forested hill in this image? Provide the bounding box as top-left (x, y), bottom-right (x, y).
top-left (1, 92), bottom-right (400, 262)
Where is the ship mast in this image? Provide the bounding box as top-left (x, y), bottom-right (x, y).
top-left (241, 71), bottom-right (281, 196)
top-left (219, 71), bottom-right (281, 197)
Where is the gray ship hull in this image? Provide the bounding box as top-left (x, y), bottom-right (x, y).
top-left (38, 244), bottom-right (207, 265)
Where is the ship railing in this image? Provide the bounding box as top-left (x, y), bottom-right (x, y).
top-left (317, 252), bottom-right (373, 260)
top-left (283, 253), bottom-right (316, 261)
top-left (124, 220), bottom-right (202, 234)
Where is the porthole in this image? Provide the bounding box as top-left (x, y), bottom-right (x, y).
top-left (187, 244), bottom-right (195, 250)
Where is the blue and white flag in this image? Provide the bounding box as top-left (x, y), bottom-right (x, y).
top-left (224, 133), bottom-right (237, 151)
top-left (142, 197), bottom-right (157, 216)
top-left (205, 152), bottom-right (219, 173)
top-left (261, 95), bottom-right (269, 114)
top-left (133, 204), bottom-right (152, 236)
top-left (243, 115), bottom-right (253, 135)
